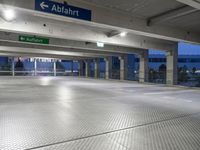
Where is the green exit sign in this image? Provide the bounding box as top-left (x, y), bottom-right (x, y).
top-left (19, 35), bottom-right (49, 44)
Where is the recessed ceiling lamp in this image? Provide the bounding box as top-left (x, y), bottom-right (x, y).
top-left (120, 32), bottom-right (127, 37)
top-left (97, 42), bottom-right (105, 47)
top-left (3, 9), bottom-right (15, 21)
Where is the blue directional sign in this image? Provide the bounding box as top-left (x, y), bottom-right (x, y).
top-left (35, 0), bottom-right (92, 21)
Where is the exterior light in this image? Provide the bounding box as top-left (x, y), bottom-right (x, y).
top-left (97, 42), bottom-right (104, 47)
top-left (120, 32), bottom-right (127, 37)
top-left (3, 9), bottom-right (15, 21)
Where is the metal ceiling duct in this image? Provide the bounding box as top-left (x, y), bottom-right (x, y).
top-left (177, 0), bottom-right (200, 9)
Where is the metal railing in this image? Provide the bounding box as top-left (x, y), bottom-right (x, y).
top-left (178, 72), bottom-right (200, 87)
top-left (149, 71), bottom-right (166, 84)
top-left (0, 71), bottom-right (12, 76)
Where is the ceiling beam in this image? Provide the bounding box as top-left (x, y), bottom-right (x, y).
top-left (177, 0), bottom-right (200, 10)
top-left (0, 52), bottom-right (93, 60)
top-left (147, 6), bottom-right (199, 26)
top-left (0, 45), bottom-right (119, 58)
top-left (0, 40), bottom-right (122, 56)
top-left (0, 18), bottom-right (176, 51)
top-left (0, 31), bottom-right (145, 54)
top-left (0, 1), bottom-right (179, 50)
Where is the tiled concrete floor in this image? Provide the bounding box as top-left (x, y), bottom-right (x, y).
top-left (0, 77), bottom-right (200, 150)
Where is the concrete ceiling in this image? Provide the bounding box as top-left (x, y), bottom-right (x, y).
top-left (0, 0), bottom-right (199, 59)
top-left (81, 0), bottom-right (184, 19)
top-left (162, 11), bottom-right (200, 32)
top-left (0, 7), bottom-right (176, 51)
top-left (80, 0), bottom-right (200, 33)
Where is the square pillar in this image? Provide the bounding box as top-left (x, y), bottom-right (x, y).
top-left (139, 50), bottom-right (149, 83)
top-left (85, 60), bottom-right (91, 78)
top-left (71, 60), bottom-right (74, 76)
top-left (53, 59), bottom-right (56, 77)
top-left (166, 48), bottom-right (178, 85)
top-left (79, 60), bottom-right (84, 77)
top-left (34, 58), bottom-right (37, 76)
top-left (104, 57), bottom-right (112, 80)
top-left (119, 55), bottom-right (128, 80)
top-left (94, 58), bottom-right (100, 78)
top-left (12, 57), bottom-right (15, 76)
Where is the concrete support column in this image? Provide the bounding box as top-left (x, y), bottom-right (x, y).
top-left (71, 60), bottom-right (74, 76)
top-left (139, 50), bottom-right (149, 83)
top-left (12, 57), bottom-right (15, 77)
top-left (85, 60), bottom-right (91, 78)
top-left (104, 57), bottom-right (112, 80)
top-left (166, 48), bottom-right (178, 85)
top-left (119, 55), bottom-right (128, 80)
top-left (34, 58), bottom-right (37, 76)
top-left (94, 58), bottom-right (100, 78)
top-left (53, 59), bottom-right (56, 77)
top-left (79, 60), bottom-right (84, 77)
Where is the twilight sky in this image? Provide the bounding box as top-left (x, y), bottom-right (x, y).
top-left (149, 42), bottom-right (200, 55)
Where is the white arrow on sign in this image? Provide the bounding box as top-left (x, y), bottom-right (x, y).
top-left (40, 2), bottom-right (49, 10)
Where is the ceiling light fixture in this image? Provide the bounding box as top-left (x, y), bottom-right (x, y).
top-left (3, 9), bottom-right (15, 21)
top-left (97, 42), bottom-right (105, 48)
top-left (120, 32), bottom-right (127, 37)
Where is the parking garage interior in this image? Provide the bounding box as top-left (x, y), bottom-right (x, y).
top-left (0, 0), bottom-right (200, 150)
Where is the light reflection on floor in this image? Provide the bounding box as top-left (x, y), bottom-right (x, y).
top-left (0, 77), bottom-right (200, 150)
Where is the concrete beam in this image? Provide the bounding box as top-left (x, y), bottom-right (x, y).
top-left (0, 45), bottom-right (113, 58)
top-left (177, 0), bottom-right (200, 10)
top-left (147, 6), bottom-right (199, 26)
top-left (0, 0), bottom-right (199, 44)
top-left (0, 51), bottom-right (93, 60)
top-left (0, 19), bottom-right (177, 51)
top-left (0, 38), bottom-right (124, 58)
top-left (0, 31), bottom-right (144, 55)
top-left (0, 4), bottom-right (178, 51)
